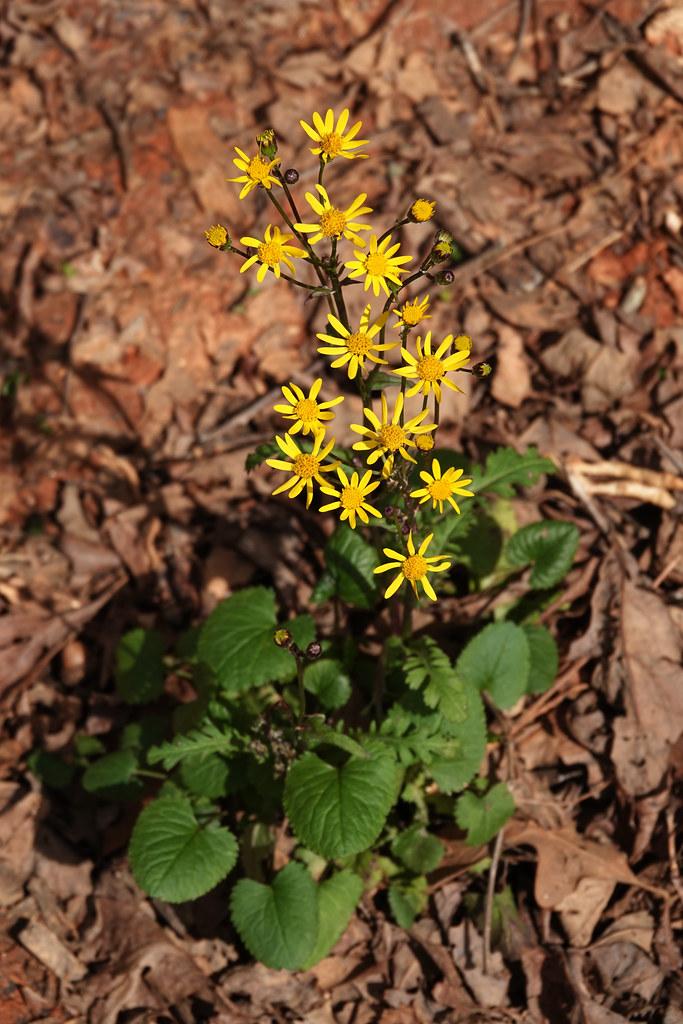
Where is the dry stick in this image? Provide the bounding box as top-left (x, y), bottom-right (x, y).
top-left (665, 803), bottom-right (683, 907)
top-left (483, 826), bottom-right (505, 975)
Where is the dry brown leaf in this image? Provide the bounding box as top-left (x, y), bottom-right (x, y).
top-left (556, 877), bottom-right (615, 947)
top-left (490, 325), bottom-right (531, 408)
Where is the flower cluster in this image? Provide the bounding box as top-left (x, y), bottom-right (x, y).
top-left (206, 110), bottom-right (481, 602)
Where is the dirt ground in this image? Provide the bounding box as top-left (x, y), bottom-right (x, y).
top-left (1, 0), bottom-right (683, 1021)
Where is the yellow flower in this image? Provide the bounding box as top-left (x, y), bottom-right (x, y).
top-left (228, 146), bottom-right (282, 200)
top-left (266, 432), bottom-right (337, 509)
top-left (393, 294), bottom-right (431, 330)
top-left (239, 225), bottom-right (308, 283)
top-left (374, 532), bottom-right (451, 601)
top-left (273, 378), bottom-right (343, 436)
top-left (410, 199), bottom-right (436, 222)
top-left (410, 458), bottom-right (474, 514)
top-left (350, 392), bottom-right (435, 467)
top-left (454, 334), bottom-right (473, 354)
top-left (295, 185), bottom-right (372, 247)
top-left (319, 467), bottom-right (381, 528)
top-left (316, 306), bottom-right (394, 380)
top-left (415, 434), bottom-right (435, 453)
top-left (204, 224), bottom-right (229, 248)
top-left (345, 234), bottom-right (412, 298)
top-left (300, 108), bottom-right (368, 163)
top-left (393, 332), bottom-right (470, 401)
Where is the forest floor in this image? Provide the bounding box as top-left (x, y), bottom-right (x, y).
top-left (1, 0), bottom-right (683, 1021)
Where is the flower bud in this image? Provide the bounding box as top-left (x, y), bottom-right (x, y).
top-left (256, 128), bottom-right (278, 160)
top-left (473, 361), bottom-right (492, 378)
top-left (435, 270), bottom-right (454, 285)
top-left (415, 434), bottom-right (435, 452)
top-left (409, 198), bottom-right (436, 222)
top-left (284, 168), bottom-right (299, 184)
top-left (274, 628), bottom-right (292, 648)
top-left (401, 522), bottom-right (410, 535)
top-left (204, 224), bottom-right (231, 250)
top-left (384, 505), bottom-right (394, 518)
top-left (306, 640), bottom-right (322, 660)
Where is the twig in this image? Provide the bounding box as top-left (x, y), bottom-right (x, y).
top-left (665, 802), bottom-right (683, 907)
top-left (97, 100), bottom-right (130, 191)
top-left (483, 826), bottom-right (505, 974)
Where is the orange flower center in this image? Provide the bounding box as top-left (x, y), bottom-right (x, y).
top-left (320, 132), bottom-right (343, 157)
top-left (379, 424), bottom-right (407, 451)
top-left (340, 486), bottom-right (363, 510)
top-left (293, 398), bottom-right (318, 423)
top-left (346, 332), bottom-right (372, 356)
top-left (320, 208), bottom-right (347, 237)
top-left (428, 478), bottom-right (452, 501)
top-left (402, 554), bottom-right (428, 581)
top-left (416, 355), bottom-right (444, 382)
top-left (365, 252), bottom-right (389, 277)
top-left (258, 240), bottom-right (284, 266)
top-left (293, 454), bottom-right (320, 480)
top-left (248, 156), bottom-right (273, 182)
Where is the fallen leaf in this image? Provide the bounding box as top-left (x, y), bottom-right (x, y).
top-left (491, 325), bottom-right (532, 408)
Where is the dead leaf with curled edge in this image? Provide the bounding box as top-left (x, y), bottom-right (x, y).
top-left (505, 821), bottom-right (666, 911)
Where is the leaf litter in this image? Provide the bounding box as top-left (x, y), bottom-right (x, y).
top-left (1, 0), bottom-right (683, 1021)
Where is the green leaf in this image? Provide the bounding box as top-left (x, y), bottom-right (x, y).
top-left (198, 587), bottom-right (315, 692)
top-left (428, 682), bottom-right (487, 793)
top-left (472, 446), bottom-right (555, 498)
top-left (245, 442), bottom-right (278, 470)
top-left (304, 658), bottom-right (351, 710)
top-left (506, 521), bottom-right (579, 589)
top-left (129, 795), bottom-right (237, 902)
top-left (392, 825), bottom-right (444, 874)
top-left (300, 870), bottom-right (364, 969)
top-left (82, 750), bottom-right (138, 793)
top-left (455, 782), bottom-right (515, 845)
top-left (366, 369), bottom-right (400, 393)
top-left (323, 525), bottom-right (380, 609)
top-left (306, 724), bottom-right (368, 759)
top-left (388, 876), bottom-right (428, 928)
top-left (179, 753), bottom-right (230, 799)
top-left (456, 622), bottom-right (530, 710)
top-left (404, 637), bottom-right (468, 722)
top-left (115, 628), bottom-right (165, 704)
top-left (120, 715), bottom-right (167, 753)
top-left (522, 624), bottom-right (558, 694)
top-left (285, 748), bottom-right (400, 858)
top-left (310, 570), bottom-right (336, 605)
top-left (148, 721), bottom-right (234, 770)
top-left (230, 862), bottom-right (318, 970)
top-left (27, 750), bottom-right (75, 790)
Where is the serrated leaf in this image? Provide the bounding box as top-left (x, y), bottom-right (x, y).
top-left (388, 876), bottom-right (428, 928)
top-left (506, 520), bottom-right (579, 589)
top-left (129, 795), bottom-right (236, 902)
top-left (300, 870), bottom-right (363, 969)
top-left (404, 637), bottom-right (468, 722)
top-left (323, 525), bottom-right (380, 609)
top-left (198, 587), bottom-right (314, 692)
top-left (179, 753), bottom-right (230, 799)
top-left (456, 622), bottom-right (530, 710)
top-left (455, 782), bottom-right (515, 845)
top-left (304, 658), bottom-right (351, 710)
top-left (429, 682), bottom-right (487, 793)
top-left (245, 442), bottom-right (278, 471)
top-left (285, 748), bottom-right (400, 858)
top-left (310, 570), bottom-right (335, 605)
top-left (392, 825), bottom-right (444, 874)
top-left (306, 724), bottom-right (368, 759)
top-left (230, 862), bottom-right (318, 970)
top-left (148, 721), bottom-right (234, 770)
top-left (472, 446), bottom-right (555, 498)
top-left (82, 750), bottom-right (138, 793)
top-left (523, 624), bottom-right (558, 694)
top-left (115, 628), bottom-right (165, 704)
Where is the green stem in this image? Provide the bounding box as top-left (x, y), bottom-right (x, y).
top-left (377, 216), bottom-right (409, 246)
top-left (401, 585), bottom-right (414, 639)
top-left (318, 157), bottom-right (325, 186)
top-left (135, 769), bottom-right (167, 780)
top-left (266, 189), bottom-right (335, 313)
top-left (231, 246), bottom-right (326, 292)
top-left (296, 657), bottom-right (306, 721)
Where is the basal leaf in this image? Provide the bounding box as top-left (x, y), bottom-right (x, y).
top-left (506, 520), bottom-right (579, 589)
top-left (472, 446), bottom-right (555, 498)
top-left (115, 628), bottom-right (165, 704)
top-left (392, 825), bottom-right (444, 874)
top-left (455, 782), bottom-right (515, 845)
top-left (388, 876), bottom-right (428, 928)
top-left (522, 624), bottom-right (558, 694)
top-left (428, 682), bottom-right (487, 793)
top-left (300, 870), bottom-right (364, 969)
top-left (323, 525), bottom-right (380, 609)
top-left (82, 750), bottom-right (137, 793)
top-left (230, 862), bottom-right (318, 970)
top-left (456, 621), bottom-right (530, 710)
top-left (304, 658), bottom-right (352, 710)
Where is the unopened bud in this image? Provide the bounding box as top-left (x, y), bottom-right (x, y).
top-left (256, 128), bottom-right (278, 159)
top-left (204, 224), bottom-right (231, 250)
top-left (401, 522), bottom-right (410, 535)
top-left (274, 628), bottom-right (292, 648)
top-left (306, 640), bottom-right (322, 660)
top-left (384, 505), bottom-right (394, 518)
top-left (473, 361), bottom-right (492, 378)
top-left (436, 270), bottom-right (454, 285)
top-left (409, 198), bottom-right (436, 223)
top-left (284, 167), bottom-right (299, 184)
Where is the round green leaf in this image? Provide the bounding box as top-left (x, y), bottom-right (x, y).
top-left (456, 621), bottom-right (530, 709)
top-left (388, 876), bottom-right (428, 928)
top-left (300, 870), bottom-right (364, 969)
top-left (304, 658), bottom-right (351, 710)
top-left (285, 749), bottom-right (400, 858)
top-left (523, 624), bottom-right (558, 694)
top-left (455, 782), bottom-right (515, 846)
top-left (198, 587), bottom-right (314, 692)
top-left (115, 628), bottom-right (165, 704)
top-left (429, 682), bottom-right (487, 793)
top-left (82, 750), bottom-right (137, 793)
top-left (230, 862), bottom-right (318, 970)
top-left (392, 825), bottom-right (444, 874)
top-left (506, 520), bottom-right (579, 589)
top-left (129, 795), bottom-right (237, 902)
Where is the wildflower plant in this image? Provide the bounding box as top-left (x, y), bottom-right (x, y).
top-left (66, 110), bottom-right (580, 973)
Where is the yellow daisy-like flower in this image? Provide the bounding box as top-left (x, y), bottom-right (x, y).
top-left (410, 458), bottom-right (474, 514)
top-left (316, 306), bottom-right (394, 380)
top-left (374, 532), bottom-right (451, 601)
top-left (345, 234), bottom-right (412, 298)
top-left (319, 467), bottom-right (381, 529)
top-left (204, 224), bottom-right (229, 248)
top-left (300, 108), bottom-right (368, 163)
top-left (415, 434), bottom-right (435, 453)
top-left (393, 332), bottom-right (470, 401)
top-left (393, 294), bottom-right (431, 330)
top-left (273, 379), bottom-right (344, 436)
top-left (295, 185), bottom-right (372, 247)
top-left (265, 432), bottom-right (337, 509)
top-left (239, 225), bottom-right (308, 283)
top-left (228, 146), bottom-right (282, 200)
top-left (410, 199), bottom-right (436, 222)
top-left (350, 392), bottom-right (435, 467)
